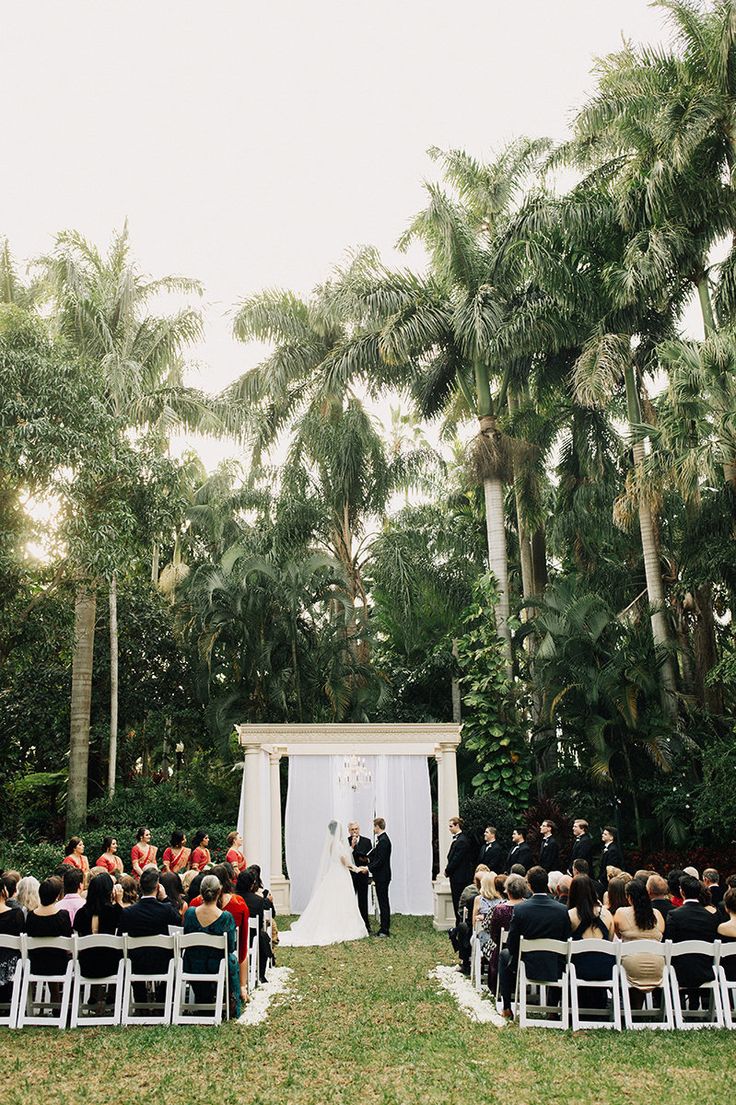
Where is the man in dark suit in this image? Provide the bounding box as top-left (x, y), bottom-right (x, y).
top-left (666, 874), bottom-right (719, 1008)
top-left (703, 869), bottom-right (723, 907)
top-left (117, 866), bottom-right (181, 1002)
top-left (505, 827), bottom-right (533, 874)
top-left (478, 826), bottom-right (505, 872)
top-left (597, 825), bottom-right (624, 884)
top-left (499, 866), bottom-right (571, 1017)
top-left (368, 817), bottom-right (392, 937)
top-left (646, 874), bottom-right (675, 918)
top-left (538, 820), bottom-right (560, 873)
top-left (445, 817), bottom-right (475, 918)
top-left (238, 869), bottom-right (273, 983)
top-left (569, 819), bottom-right (594, 873)
top-left (347, 820), bottom-right (372, 931)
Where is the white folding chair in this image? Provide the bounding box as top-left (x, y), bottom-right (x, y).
top-left (121, 934), bottom-right (177, 1025)
top-left (568, 938), bottom-right (622, 1030)
top-left (717, 943), bottom-right (736, 1028)
top-left (0, 935), bottom-right (25, 1028)
top-left (70, 935), bottom-right (125, 1027)
top-left (18, 935), bottom-right (75, 1028)
top-left (620, 939), bottom-right (673, 1029)
top-left (668, 940), bottom-right (723, 1029)
top-left (173, 932), bottom-right (229, 1025)
top-left (470, 932), bottom-right (484, 992)
top-left (494, 928), bottom-right (509, 1007)
top-left (514, 937), bottom-right (570, 1028)
top-left (248, 918), bottom-right (260, 992)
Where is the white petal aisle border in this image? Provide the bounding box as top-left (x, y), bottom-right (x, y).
top-left (238, 966), bottom-right (294, 1026)
top-left (430, 965), bottom-right (507, 1027)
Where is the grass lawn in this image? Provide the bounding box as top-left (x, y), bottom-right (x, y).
top-left (1, 915), bottom-right (734, 1105)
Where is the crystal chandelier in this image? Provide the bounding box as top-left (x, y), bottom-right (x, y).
top-left (337, 754), bottom-right (372, 792)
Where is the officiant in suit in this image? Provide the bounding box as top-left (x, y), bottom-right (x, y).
top-left (368, 817), bottom-right (392, 937)
top-left (347, 820), bottom-right (372, 931)
top-left (445, 817), bottom-right (475, 917)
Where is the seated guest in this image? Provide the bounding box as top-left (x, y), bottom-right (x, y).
top-left (472, 872), bottom-right (502, 953)
top-left (634, 870), bottom-right (652, 885)
top-left (717, 888), bottom-right (736, 982)
top-left (73, 873), bottom-right (124, 982)
top-left (667, 870), bottom-right (685, 907)
top-left (683, 865), bottom-right (700, 880)
top-left (183, 874), bottom-right (240, 1017)
top-left (131, 826), bottom-right (158, 879)
top-left (162, 830), bottom-right (190, 875)
top-left (547, 871), bottom-right (564, 895)
top-left (665, 873), bottom-right (719, 1009)
top-left (118, 867), bottom-right (181, 1002)
top-left (58, 867), bottom-right (86, 923)
top-left (189, 831), bottom-right (211, 872)
top-left (703, 869), bottom-right (723, 907)
top-left (568, 874), bottom-right (615, 1009)
top-left (190, 863), bottom-right (249, 1005)
top-left (225, 832), bottom-right (247, 875)
top-left (63, 836), bottom-right (90, 875)
top-left (452, 864), bottom-right (489, 975)
top-left (160, 871), bottom-right (187, 921)
top-left (236, 870), bottom-right (272, 985)
top-left (95, 836), bottom-right (124, 875)
top-left (499, 866), bottom-right (571, 1018)
top-left (0, 877), bottom-right (24, 1004)
top-left (572, 859), bottom-right (590, 877)
top-left (16, 876), bottom-right (40, 915)
top-left (646, 874), bottom-right (675, 918)
top-left (181, 869), bottom-right (200, 898)
top-left (119, 875), bottom-right (138, 907)
top-left (1, 873), bottom-right (21, 913)
top-left (26, 877), bottom-right (72, 977)
top-left (186, 872), bottom-right (205, 904)
top-left (604, 875), bottom-right (629, 914)
top-left (487, 874), bottom-right (527, 994)
top-left (555, 875), bottom-right (572, 906)
top-left (615, 878), bottom-right (665, 1008)
top-left (509, 863), bottom-right (527, 877)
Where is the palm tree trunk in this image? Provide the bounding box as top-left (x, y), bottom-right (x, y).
top-left (623, 363), bottom-right (678, 719)
top-left (482, 474), bottom-right (513, 675)
top-left (151, 542), bottom-right (160, 584)
top-left (66, 583), bottom-right (96, 834)
top-left (108, 573), bottom-right (118, 796)
top-left (696, 275), bottom-right (736, 485)
top-left (451, 639), bottom-right (462, 723)
top-left (693, 583), bottom-right (723, 714)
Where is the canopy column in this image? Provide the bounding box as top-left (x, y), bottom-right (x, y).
top-left (242, 739), bottom-right (263, 873)
top-left (432, 741), bottom-right (459, 930)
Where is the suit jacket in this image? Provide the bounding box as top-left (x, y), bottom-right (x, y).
top-left (349, 834), bottom-right (371, 890)
top-left (445, 832), bottom-right (475, 889)
top-left (707, 884), bottom-right (724, 907)
top-left (241, 890), bottom-right (269, 932)
top-left (506, 842), bottom-right (533, 873)
top-left (478, 840), bottom-right (506, 873)
top-left (506, 894), bottom-right (572, 981)
top-left (650, 897), bottom-right (675, 918)
top-left (118, 896), bottom-right (181, 974)
top-left (538, 836), bottom-right (560, 873)
top-left (665, 902), bottom-right (719, 988)
top-left (597, 842), bottom-right (624, 883)
top-left (570, 834), bottom-right (594, 868)
top-left (368, 833), bottom-right (392, 887)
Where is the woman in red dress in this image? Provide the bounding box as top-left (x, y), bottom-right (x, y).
top-left (189, 863), bottom-right (249, 1004)
top-left (225, 831), bottom-right (247, 874)
top-left (162, 830), bottom-right (191, 874)
top-left (63, 836), bottom-right (90, 875)
top-left (95, 836), bottom-right (124, 875)
top-left (189, 831), bottom-right (211, 872)
top-left (131, 826), bottom-right (158, 879)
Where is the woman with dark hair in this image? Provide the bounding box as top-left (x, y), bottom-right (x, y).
top-left (667, 869), bottom-right (685, 908)
top-left (119, 875), bottom-right (138, 907)
top-left (568, 874), bottom-right (615, 1009)
top-left (63, 836), bottom-right (90, 875)
top-left (615, 878), bottom-right (666, 1007)
top-left (189, 863), bottom-right (250, 1005)
top-left (183, 875), bottom-right (240, 1017)
top-left (162, 830), bottom-right (191, 874)
top-left (160, 871), bottom-right (187, 920)
top-left (189, 831), bottom-right (211, 872)
top-left (95, 837), bottom-right (124, 875)
top-left (0, 877), bottom-right (24, 1004)
top-left (131, 827), bottom-right (157, 879)
top-left (186, 871), bottom-right (205, 904)
top-left (73, 873), bottom-right (124, 1000)
top-left (717, 888), bottom-right (736, 982)
top-left (604, 875), bottom-right (629, 914)
top-left (487, 874), bottom-right (527, 996)
top-left (26, 877), bottom-right (72, 978)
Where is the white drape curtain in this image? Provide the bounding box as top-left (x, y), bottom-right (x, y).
top-left (285, 754), bottom-right (433, 914)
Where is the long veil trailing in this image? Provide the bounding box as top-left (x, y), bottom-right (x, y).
top-left (279, 818), bottom-right (368, 947)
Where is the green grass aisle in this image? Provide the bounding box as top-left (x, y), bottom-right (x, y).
top-left (0, 917), bottom-right (733, 1105)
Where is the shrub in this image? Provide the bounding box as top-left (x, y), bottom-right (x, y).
top-left (459, 792), bottom-right (517, 852)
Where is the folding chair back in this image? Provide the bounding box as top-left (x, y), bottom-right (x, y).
top-left (668, 940), bottom-right (723, 1029)
top-left (122, 934), bottom-right (177, 1025)
top-left (516, 937), bottom-right (570, 1028)
top-left (173, 932), bottom-right (229, 1025)
top-left (717, 943), bottom-right (736, 1029)
top-left (619, 938), bottom-right (673, 1029)
top-left (0, 935), bottom-right (24, 1028)
top-left (18, 935), bottom-right (75, 1028)
top-left (568, 938), bottom-right (621, 1030)
top-left (248, 917), bottom-right (260, 991)
top-left (71, 934), bottom-right (126, 1027)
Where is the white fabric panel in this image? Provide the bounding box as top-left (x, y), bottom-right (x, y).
top-left (374, 755), bottom-right (433, 915)
top-left (285, 756), bottom-right (334, 913)
top-left (259, 749), bottom-right (271, 887)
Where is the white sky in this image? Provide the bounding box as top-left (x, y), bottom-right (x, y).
top-left (3, 1), bottom-right (673, 470)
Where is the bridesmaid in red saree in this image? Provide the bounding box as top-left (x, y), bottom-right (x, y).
top-left (95, 837), bottom-right (124, 875)
top-left (162, 830), bottom-right (191, 874)
top-left (189, 831), bottom-right (211, 871)
top-left (225, 832), bottom-right (247, 874)
top-left (62, 836), bottom-right (90, 875)
top-left (131, 826), bottom-right (158, 878)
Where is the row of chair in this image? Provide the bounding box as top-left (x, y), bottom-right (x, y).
top-left (0, 915), bottom-right (268, 1029)
top-left (507, 936), bottom-right (736, 1030)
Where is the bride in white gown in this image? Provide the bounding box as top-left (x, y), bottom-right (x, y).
top-left (280, 819), bottom-right (369, 947)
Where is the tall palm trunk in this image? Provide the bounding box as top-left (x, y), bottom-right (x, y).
top-left (623, 362), bottom-right (678, 719)
top-left (696, 274), bottom-right (736, 486)
top-left (67, 584), bottom-right (96, 833)
top-left (108, 573), bottom-right (118, 796)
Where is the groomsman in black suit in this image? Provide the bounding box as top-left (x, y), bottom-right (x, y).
top-left (445, 817), bottom-right (475, 917)
top-left (569, 819), bottom-right (594, 873)
top-left (538, 820), bottom-right (560, 872)
top-left (597, 825), bottom-right (624, 884)
top-left (347, 819), bottom-right (372, 931)
top-left (367, 817), bottom-right (392, 937)
top-left (477, 826), bottom-right (505, 872)
top-left (505, 827), bottom-right (533, 873)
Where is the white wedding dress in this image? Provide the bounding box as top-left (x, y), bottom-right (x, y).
top-left (280, 819), bottom-right (369, 947)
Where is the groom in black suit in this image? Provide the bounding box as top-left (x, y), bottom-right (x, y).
top-left (347, 820), bottom-right (372, 931)
top-left (368, 817), bottom-right (392, 937)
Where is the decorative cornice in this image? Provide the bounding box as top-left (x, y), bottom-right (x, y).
top-left (236, 722), bottom-right (461, 748)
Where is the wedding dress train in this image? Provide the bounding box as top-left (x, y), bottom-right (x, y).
top-left (280, 820), bottom-right (368, 947)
